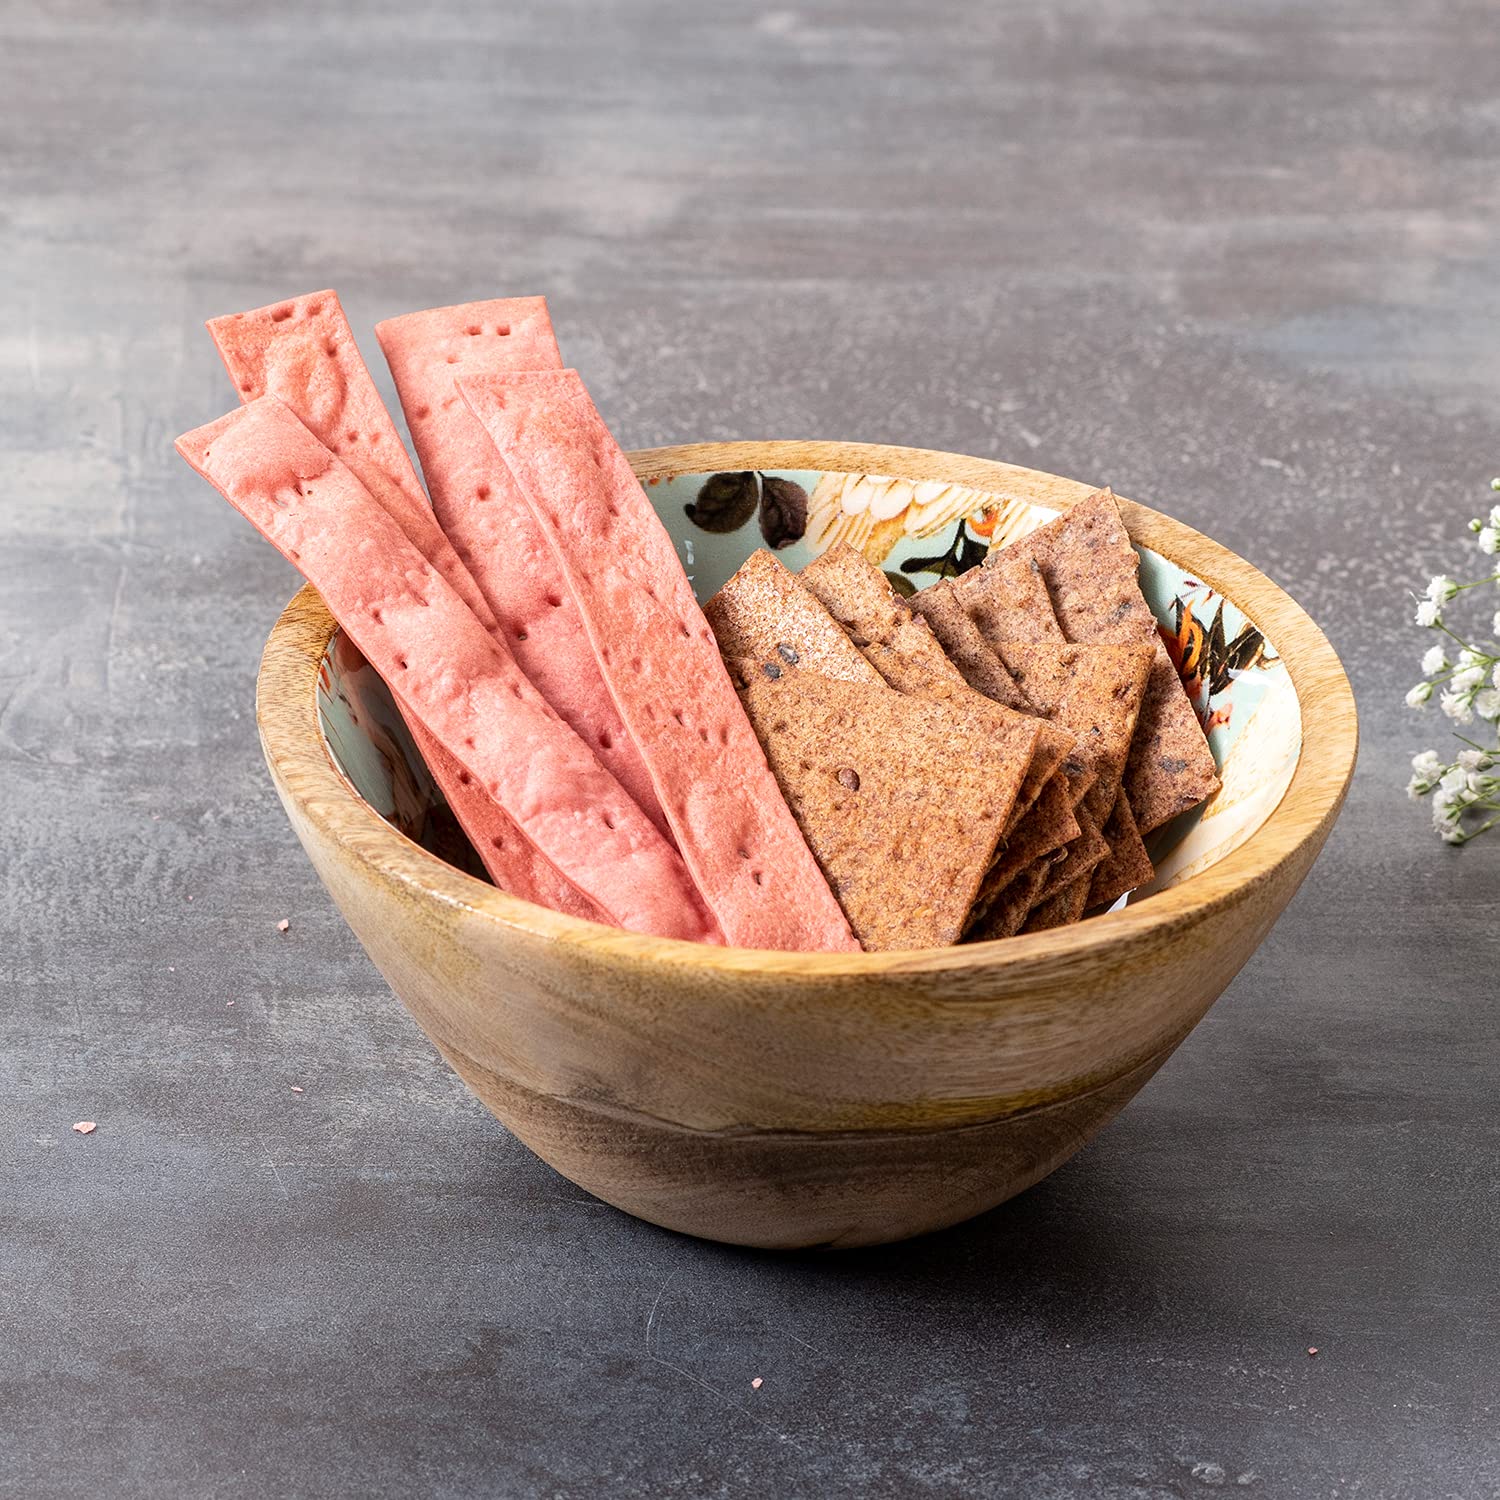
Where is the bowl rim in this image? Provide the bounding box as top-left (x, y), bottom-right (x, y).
top-left (256, 440), bottom-right (1358, 976)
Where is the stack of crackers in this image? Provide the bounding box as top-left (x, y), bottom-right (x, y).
top-left (706, 488), bottom-right (1219, 949)
top-left (176, 287), bottom-right (1217, 955)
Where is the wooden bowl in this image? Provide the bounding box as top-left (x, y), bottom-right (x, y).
top-left (256, 443), bottom-right (1357, 1249)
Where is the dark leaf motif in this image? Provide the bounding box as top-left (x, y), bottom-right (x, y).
top-left (884, 570), bottom-right (917, 598)
top-left (1224, 623), bottom-right (1266, 672)
top-left (901, 549), bottom-right (960, 578)
top-left (685, 471), bottom-right (758, 533)
top-left (1210, 622), bottom-right (1266, 696)
top-left (955, 532), bottom-right (989, 574)
top-left (758, 474), bottom-right (809, 549)
top-left (1206, 609), bottom-right (1227, 681)
top-left (899, 520), bottom-right (991, 580)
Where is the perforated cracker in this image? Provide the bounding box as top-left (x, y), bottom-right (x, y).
top-left (458, 370), bottom-right (857, 953)
top-left (206, 291), bottom-right (592, 918)
top-left (176, 397), bottom-right (718, 944)
top-left (376, 299), bottom-right (666, 836)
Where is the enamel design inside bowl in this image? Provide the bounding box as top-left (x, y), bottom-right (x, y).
top-left (315, 469), bottom-right (1302, 908)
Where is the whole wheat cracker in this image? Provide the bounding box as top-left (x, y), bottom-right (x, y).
top-left (1022, 878), bottom-right (1091, 934)
top-left (798, 546), bottom-right (1062, 828)
top-left (1089, 787), bottom-right (1157, 909)
top-left (728, 657), bottom-right (1026, 950)
top-left (951, 547), bottom-right (1158, 908)
top-left (907, 584), bottom-right (1030, 711)
top-left (986, 487), bottom-right (1219, 832)
top-left (964, 776), bottom-right (1078, 935)
top-left (968, 860), bottom-right (1053, 942)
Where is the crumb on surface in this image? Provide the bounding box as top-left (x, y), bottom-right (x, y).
top-left (751, 1377), bottom-right (763, 1390)
top-left (290, 1086), bottom-right (303, 1093)
top-left (277, 918), bottom-right (290, 932)
top-left (73, 1121), bottom-right (96, 1135)
top-left (1307, 1347), bottom-right (1319, 1357)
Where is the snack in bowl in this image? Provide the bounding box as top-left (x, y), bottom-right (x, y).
top-left (179, 291), bottom-right (1230, 950)
top-left (178, 290), bottom-right (1356, 1247)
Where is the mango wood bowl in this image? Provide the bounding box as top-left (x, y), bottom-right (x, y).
top-left (255, 442), bottom-right (1357, 1250)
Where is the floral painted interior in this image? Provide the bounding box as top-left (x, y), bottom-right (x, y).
top-left (318, 469), bottom-right (1302, 908)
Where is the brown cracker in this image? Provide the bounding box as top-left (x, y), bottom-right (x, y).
top-left (951, 549), bottom-right (1065, 662)
top-left (1088, 789), bottom-right (1157, 909)
top-left (1033, 796), bottom-right (1111, 904)
top-left (965, 774), bottom-right (1079, 934)
top-left (1022, 878), bottom-right (1090, 934)
top-left (968, 860), bottom-right (1052, 942)
top-left (728, 658), bottom-right (1027, 951)
top-left (987, 487), bottom-right (1219, 832)
top-left (952, 548), bottom-right (1157, 898)
top-left (705, 549), bottom-right (881, 687)
top-left (907, 583), bottom-right (1030, 711)
top-left (998, 640), bottom-right (1154, 899)
top-left (798, 545), bottom-right (1054, 829)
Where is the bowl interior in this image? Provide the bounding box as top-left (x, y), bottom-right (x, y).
top-left (315, 464), bottom-right (1303, 905)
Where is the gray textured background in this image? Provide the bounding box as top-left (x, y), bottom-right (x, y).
top-left (4, 2), bottom-right (1499, 1496)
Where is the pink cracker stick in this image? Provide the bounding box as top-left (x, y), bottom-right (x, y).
top-left (210, 291), bottom-right (500, 632)
top-left (375, 299), bottom-right (669, 841)
top-left (207, 290), bottom-right (597, 919)
top-left (459, 369), bottom-right (859, 954)
top-left (176, 397), bottom-right (721, 945)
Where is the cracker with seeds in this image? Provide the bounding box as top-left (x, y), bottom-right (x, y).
top-left (907, 583), bottom-right (1030, 711)
top-left (727, 656), bottom-right (1027, 950)
top-left (1089, 788), bottom-right (1157, 910)
top-left (1022, 878), bottom-right (1091, 934)
top-left (992, 639), bottom-right (1154, 909)
top-left (952, 560), bottom-right (1159, 907)
top-left (968, 860), bottom-right (1054, 942)
top-left (987, 487), bottom-right (1219, 832)
top-left (798, 545), bottom-right (1069, 828)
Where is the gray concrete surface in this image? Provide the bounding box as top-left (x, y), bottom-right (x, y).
top-left (4, 2), bottom-right (1498, 1496)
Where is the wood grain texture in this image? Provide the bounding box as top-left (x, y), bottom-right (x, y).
top-left (255, 442), bottom-right (1357, 1247)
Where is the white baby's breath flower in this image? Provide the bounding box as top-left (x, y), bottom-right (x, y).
top-left (1493, 661), bottom-right (1500, 688)
top-left (1493, 610), bottom-right (1500, 639)
top-left (1490, 498), bottom-right (1500, 525)
top-left (1440, 823), bottom-right (1467, 844)
top-left (1422, 645), bottom-right (1449, 676)
top-left (1458, 648), bottom-right (1487, 670)
top-left (1427, 574), bottom-right (1460, 604)
top-left (1457, 749), bottom-right (1493, 772)
top-left (1415, 600), bottom-right (1441, 628)
top-left (1473, 688), bottom-right (1500, 721)
top-left (1406, 683), bottom-right (1433, 707)
top-left (1441, 690), bottom-right (1476, 724)
top-left (1451, 666), bottom-right (1486, 692)
top-left (1439, 766), bottom-right (1469, 795)
top-left (1468, 771), bottom-right (1492, 795)
top-left (1480, 527), bottom-right (1500, 556)
top-left (1406, 775), bottom-right (1427, 801)
top-left (1411, 750), bottom-right (1442, 776)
